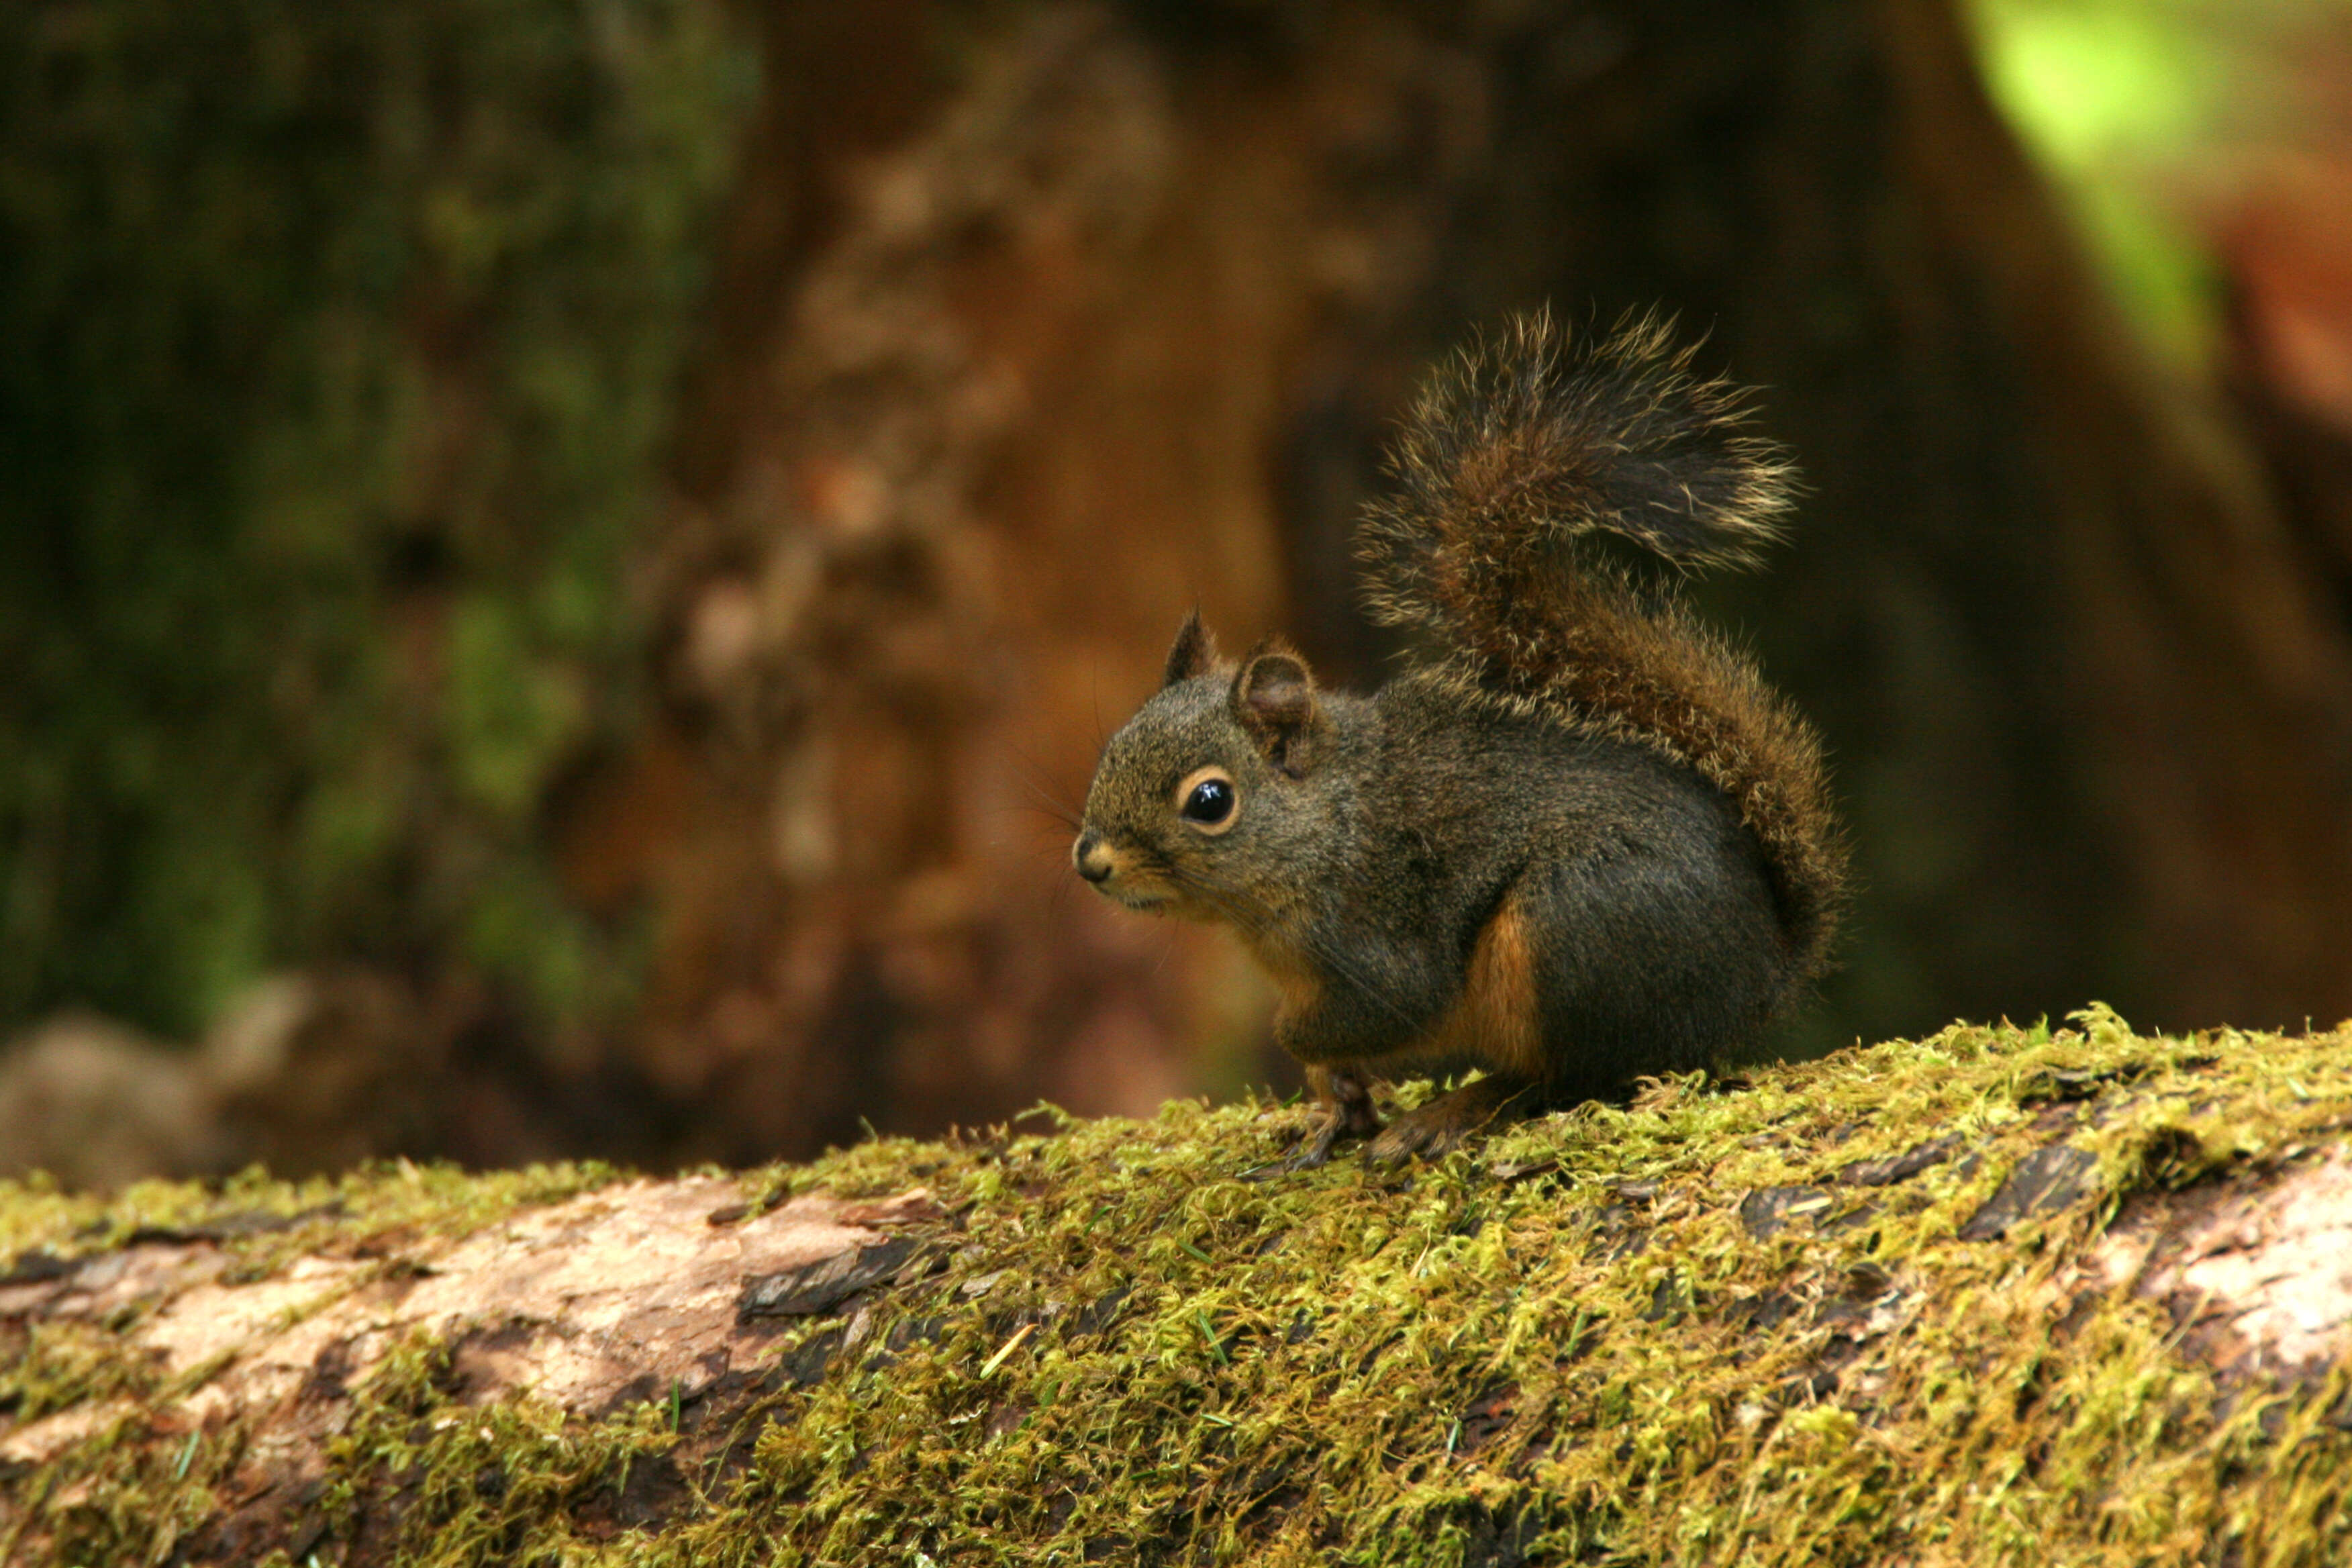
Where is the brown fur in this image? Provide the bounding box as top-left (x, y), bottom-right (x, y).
top-left (1361, 310), bottom-right (1848, 980)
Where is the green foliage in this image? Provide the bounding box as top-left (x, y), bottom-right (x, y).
top-left (1963, 0), bottom-right (2332, 373)
top-left (0, 0), bottom-right (756, 1038)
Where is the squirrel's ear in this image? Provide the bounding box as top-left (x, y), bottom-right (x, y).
top-left (1162, 609), bottom-right (1220, 688)
top-left (1231, 639), bottom-right (1321, 778)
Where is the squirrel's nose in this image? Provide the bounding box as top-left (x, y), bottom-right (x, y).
top-left (1073, 831), bottom-right (1113, 884)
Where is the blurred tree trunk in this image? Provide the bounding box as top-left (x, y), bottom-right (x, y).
top-left (561, 1), bottom-right (1440, 1159)
top-left (548, 0), bottom-right (2352, 1167)
top-left (1878, 0), bottom-right (2352, 1035)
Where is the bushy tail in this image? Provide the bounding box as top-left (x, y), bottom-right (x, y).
top-left (1359, 310), bottom-right (1847, 979)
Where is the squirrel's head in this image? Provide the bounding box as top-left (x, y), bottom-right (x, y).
top-left (1073, 611), bottom-right (1332, 919)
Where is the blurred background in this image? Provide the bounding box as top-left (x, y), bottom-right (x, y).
top-left (3, 0), bottom-right (2349, 1188)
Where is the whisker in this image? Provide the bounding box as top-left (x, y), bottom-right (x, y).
top-left (1003, 742), bottom-right (1089, 830)
top-left (1006, 800), bottom-right (1085, 832)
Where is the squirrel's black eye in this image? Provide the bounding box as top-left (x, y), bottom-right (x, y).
top-left (1183, 779), bottom-right (1232, 822)
top-left (1175, 768), bottom-right (1238, 834)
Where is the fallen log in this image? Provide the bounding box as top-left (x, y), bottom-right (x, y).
top-left (3, 1007), bottom-right (2351, 1565)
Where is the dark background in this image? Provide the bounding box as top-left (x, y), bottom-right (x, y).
top-left (5, 0), bottom-right (2349, 1187)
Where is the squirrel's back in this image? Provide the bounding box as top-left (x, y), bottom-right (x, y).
top-left (1358, 311), bottom-right (1847, 984)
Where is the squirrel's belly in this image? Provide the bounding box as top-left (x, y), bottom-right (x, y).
top-left (1420, 891), bottom-right (1545, 1076)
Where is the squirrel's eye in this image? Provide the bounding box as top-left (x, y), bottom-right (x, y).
top-left (1184, 779), bottom-right (1232, 822)
top-left (1175, 767), bottom-right (1238, 834)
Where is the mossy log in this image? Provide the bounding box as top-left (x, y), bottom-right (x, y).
top-left (5, 1010), bottom-right (2352, 1566)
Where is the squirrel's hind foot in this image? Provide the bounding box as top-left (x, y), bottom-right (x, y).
top-left (1361, 1073), bottom-right (1538, 1167)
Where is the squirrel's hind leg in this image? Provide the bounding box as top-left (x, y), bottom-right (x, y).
top-left (1355, 881), bottom-right (1547, 1165)
top-left (1362, 1072), bottom-right (1539, 1167)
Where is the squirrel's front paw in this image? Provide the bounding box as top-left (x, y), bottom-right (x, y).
top-left (1361, 1074), bottom-right (1535, 1167)
top-left (1265, 1111), bottom-right (1357, 1174)
top-left (1251, 1069), bottom-right (1381, 1176)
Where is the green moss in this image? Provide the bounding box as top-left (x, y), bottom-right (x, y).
top-left (7, 1014), bottom-right (2352, 1564)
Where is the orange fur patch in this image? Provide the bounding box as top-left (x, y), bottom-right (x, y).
top-left (1252, 939), bottom-right (1324, 1030)
top-left (1430, 891), bottom-right (1543, 1076)
top-left (1273, 971), bottom-right (1322, 1024)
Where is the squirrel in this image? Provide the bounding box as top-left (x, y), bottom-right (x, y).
top-left (1071, 311), bottom-right (1848, 1166)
